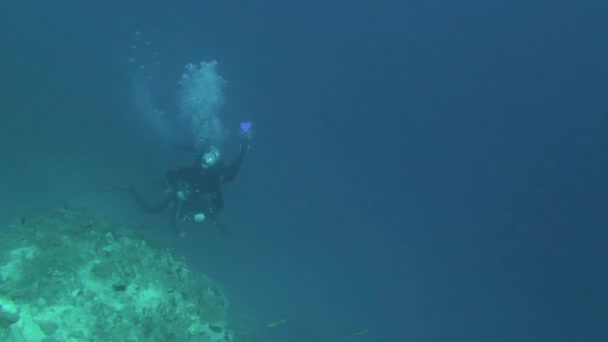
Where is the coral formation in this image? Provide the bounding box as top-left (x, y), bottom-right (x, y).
top-left (0, 207), bottom-right (233, 341)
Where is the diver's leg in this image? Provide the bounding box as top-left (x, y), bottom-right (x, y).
top-left (127, 186), bottom-right (172, 214)
top-left (212, 220), bottom-right (227, 236)
top-left (168, 202), bottom-right (185, 237)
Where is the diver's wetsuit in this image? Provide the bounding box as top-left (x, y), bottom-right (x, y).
top-left (129, 143), bottom-right (249, 235)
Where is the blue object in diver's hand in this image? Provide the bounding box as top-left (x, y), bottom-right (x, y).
top-left (240, 121), bottom-right (252, 134)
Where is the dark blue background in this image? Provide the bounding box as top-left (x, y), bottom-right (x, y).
top-left (1, 0), bottom-right (606, 340)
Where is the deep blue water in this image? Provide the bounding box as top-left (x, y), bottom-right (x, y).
top-left (1, 0), bottom-right (607, 341)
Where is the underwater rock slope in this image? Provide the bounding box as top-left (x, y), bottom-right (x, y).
top-left (0, 207), bottom-right (233, 342)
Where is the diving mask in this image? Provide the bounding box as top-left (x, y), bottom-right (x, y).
top-left (201, 147), bottom-right (220, 169)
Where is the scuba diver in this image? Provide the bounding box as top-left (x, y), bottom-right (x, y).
top-left (104, 122), bottom-right (252, 237)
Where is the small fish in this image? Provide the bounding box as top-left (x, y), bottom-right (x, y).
top-left (266, 319), bottom-right (286, 329)
top-left (350, 328), bottom-right (368, 336)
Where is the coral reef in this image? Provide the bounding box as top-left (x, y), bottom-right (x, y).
top-left (0, 207), bottom-right (233, 341)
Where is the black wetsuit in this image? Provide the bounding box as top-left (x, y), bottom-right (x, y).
top-left (129, 143), bottom-right (249, 235)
